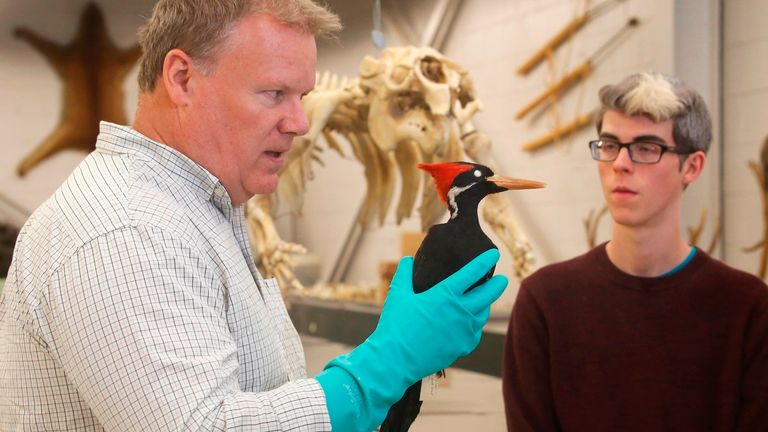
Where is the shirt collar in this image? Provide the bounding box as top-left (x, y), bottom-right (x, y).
top-left (95, 121), bottom-right (235, 216)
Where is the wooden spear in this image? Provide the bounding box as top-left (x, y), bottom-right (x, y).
top-left (516, 17), bottom-right (640, 120)
top-left (516, 0), bottom-right (627, 76)
top-left (745, 136), bottom-right (768, 279)
top-left (522, 112), bottom-right (594, 152)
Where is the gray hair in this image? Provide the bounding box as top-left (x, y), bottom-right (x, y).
top-left (596, 72), bottom-right (712, 155)
top-left (136, 0), bottom-right (342, 91)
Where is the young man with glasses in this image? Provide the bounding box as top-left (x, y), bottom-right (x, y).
top-left (502, 72), bottom-right (768, 431)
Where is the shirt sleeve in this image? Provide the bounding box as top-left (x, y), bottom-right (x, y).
top-left (502, 282), bottom-right (560, 432)
top-left (44, 225), bottom-right (330, 431)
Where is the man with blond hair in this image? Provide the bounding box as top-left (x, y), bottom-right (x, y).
top-left (503, 72), bottom-right (768, 431)
top-left (0, 1), bottom-right (508, 430)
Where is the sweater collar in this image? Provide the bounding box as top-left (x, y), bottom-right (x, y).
top-left (592, 242), bottom-right (707, 291)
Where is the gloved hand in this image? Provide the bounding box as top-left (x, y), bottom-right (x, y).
top-left (316, 249), bottom-right (508, 432)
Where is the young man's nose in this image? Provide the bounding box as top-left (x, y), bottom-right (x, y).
top-left (612, 147), bottom-right (634, 171)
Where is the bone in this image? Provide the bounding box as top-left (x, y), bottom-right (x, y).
top-left (246, 46), bottom-right (540, 294)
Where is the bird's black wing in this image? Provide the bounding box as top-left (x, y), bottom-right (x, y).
top-left (412, 223), bottom-right (495, 293)
top-left (412, 223), bottom-right (459, 293)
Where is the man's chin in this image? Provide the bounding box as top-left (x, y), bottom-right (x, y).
top-left (248, 176), bottom-right (280, 197)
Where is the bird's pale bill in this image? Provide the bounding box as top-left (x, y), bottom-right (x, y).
top-left (487, 176), bottom-right (546, 190)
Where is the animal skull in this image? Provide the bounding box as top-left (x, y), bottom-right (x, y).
top-left (361, 46), bottom-right (476, 157)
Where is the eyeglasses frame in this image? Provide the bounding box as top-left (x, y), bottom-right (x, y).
top-left (588, 138), bottom-right (693, 164)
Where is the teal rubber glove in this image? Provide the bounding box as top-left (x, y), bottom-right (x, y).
top-left (316, 249), bottom-right (508, 432)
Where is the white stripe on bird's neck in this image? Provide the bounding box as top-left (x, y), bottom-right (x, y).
top-left (447, 183), bottom-right (474, 219)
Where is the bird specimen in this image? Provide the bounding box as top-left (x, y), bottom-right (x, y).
top-left (379, 161), bottom-right (544, 431)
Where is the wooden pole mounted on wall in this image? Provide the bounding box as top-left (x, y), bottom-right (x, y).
top-left (744, 135), bottom-right (768, 279)
top-left (515, 0), bottom-right (628, 76)
top-left (515, 17), bottom-right (640, 120)
top-left (521, 112), bottom-right (594, 152)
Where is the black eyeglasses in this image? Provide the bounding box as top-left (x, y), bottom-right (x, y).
top-left (588, 139), bottom-right (692, 164)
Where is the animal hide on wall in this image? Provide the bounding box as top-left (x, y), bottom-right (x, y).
top-left (13, 2), bottom-right (141, 176)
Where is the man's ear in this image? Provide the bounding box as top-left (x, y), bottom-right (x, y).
top-left (162, 48), bottom-right (195, 107)
top-left (682, 151), bottom-right (706, 187)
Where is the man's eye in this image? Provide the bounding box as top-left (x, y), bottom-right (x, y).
top-left (601, 142), bottom-right (619, 152)
top-left (259, 90), bottom-right (283, 107)
top-left (636, 143), bottom-right (661, 154)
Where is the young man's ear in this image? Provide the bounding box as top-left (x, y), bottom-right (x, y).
top-left (682, 151), bottom-right (706, 187)
top-left (162, 48), bottom-right (195, 106)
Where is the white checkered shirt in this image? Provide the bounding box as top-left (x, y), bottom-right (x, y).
top-left (0, 122), bottom-right (331, 431)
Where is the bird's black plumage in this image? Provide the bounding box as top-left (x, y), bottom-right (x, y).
top-left (379, 162), bottom-right (540, 432)
top-left (412, 164), bottom-right (505, 294)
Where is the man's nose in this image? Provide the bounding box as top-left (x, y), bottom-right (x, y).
top-left (612, 147), bottom-right (634, 171)
top-left (280, 99), bottom-right (310, 136)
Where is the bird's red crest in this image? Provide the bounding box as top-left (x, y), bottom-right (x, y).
top-left (418, 162), bottom-right (474, 206)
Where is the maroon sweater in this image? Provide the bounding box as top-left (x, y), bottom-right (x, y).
top-left (503, 243), bottom-right (768, 432)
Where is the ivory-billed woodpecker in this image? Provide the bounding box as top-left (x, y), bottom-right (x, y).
top-left (379, 161), bottom-right (545, 432)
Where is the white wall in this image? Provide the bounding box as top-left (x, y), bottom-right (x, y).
top-left (0, 0), bottom-right (751, 310)
top-left (675, 0), bottom-right (722, 261)
top-left (0, 0), bottom-right (153, 222)
top-left (307, 0), bottom-right (687, 309)
top-left (722, 0), bottom-right (768, 275)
